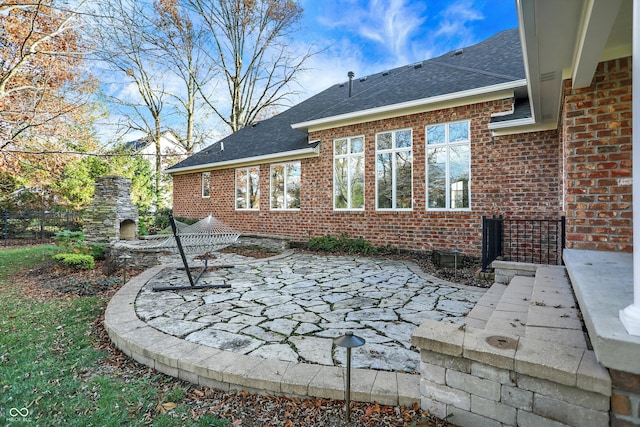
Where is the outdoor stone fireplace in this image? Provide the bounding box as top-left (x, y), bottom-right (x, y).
top-left (83, 175), bottom-right (138, 244)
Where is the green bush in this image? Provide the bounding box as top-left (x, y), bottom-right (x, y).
top-left (55, 230), bottom-right (105, 260)
top-left (304, 233), bottom-right (383, 255)
top-left (54, 253), bottom-right (95, 270)
top-left (88, 242), bottom-right (107, 260)
top-left (55, 230), bottom-right (87, 253)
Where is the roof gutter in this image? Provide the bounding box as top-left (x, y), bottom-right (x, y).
top-left (166, 144), bottom-right (320, 175)
top-left (291, 79), bottom-right (527, 132)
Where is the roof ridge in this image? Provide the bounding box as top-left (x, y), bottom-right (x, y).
top-left (429, 59), bottom-right (522, 82)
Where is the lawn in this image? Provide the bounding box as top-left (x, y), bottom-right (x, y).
top-left (0, 245), bottom-right (225, 426)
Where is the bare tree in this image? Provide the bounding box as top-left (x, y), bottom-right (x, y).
top-left (90, 0), bottom-right (168, 209)
top-left (151, 0), bottom-right (217, 154)
top-left (186, 0), bottom-right (314, 132)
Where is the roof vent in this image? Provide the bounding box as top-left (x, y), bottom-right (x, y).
top-left (382, 71), bottom-right (390, 76)
top-left (454, 49), bottom-right (463, 56)
top-left (251, 122), bottom-right (259, 127)
top-left (359, 76), bottom-right (367, 82)
top-left (348, 71), bottom-right (355, 97)
top-left (414, 62), bottom-right (423, 69)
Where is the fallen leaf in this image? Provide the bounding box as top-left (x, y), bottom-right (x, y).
top-left (162, 402), bottom-right (177, 410)
top-left (193, 389), bottom-right (205, 397)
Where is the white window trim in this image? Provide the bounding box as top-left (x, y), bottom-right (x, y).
top-left (333, 135), bottom-right (365, 211)
top-left (270, 162), bottom-right (301, 211)
top-left (425, 120), bottom-right (472, 211)
top-left (201, 171), bottom-right (211, 198)
top-left (235, 166), bottom-right (260, 210)
top-left (375, 128), bottom-right (413, 211)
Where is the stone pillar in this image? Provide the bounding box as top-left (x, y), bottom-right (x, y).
top-left (620, 0), bottom-right (640, 336)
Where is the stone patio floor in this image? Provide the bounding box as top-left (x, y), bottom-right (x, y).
top-left (135, 250), bottom-right (486, 373)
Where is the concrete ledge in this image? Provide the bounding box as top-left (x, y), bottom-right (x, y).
top-left (563, 249), bottom-right (640, 375)
top-left (492, 261), bottom-right (538, 284)
top-left (412, 320), bottom-right (608, 397)
top-left (104, 264), bottom-right (420, 408)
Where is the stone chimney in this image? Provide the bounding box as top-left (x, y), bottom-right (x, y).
top-left (83, 175), bottom-right (138, 244)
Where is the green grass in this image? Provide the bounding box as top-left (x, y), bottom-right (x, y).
top-left (0, 246), bottom-right (228, 426)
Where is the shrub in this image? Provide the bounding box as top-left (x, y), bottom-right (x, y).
top-left (54, 230), bottom-right (87, 253)
top-left (88, 243), bottom-right (107, 260)
top-left (54, 253), bottom-right (95, 270)
top-left (304, 234), bottom-right (383, 255)
top-left (55, 230), bottom-right (105, 260)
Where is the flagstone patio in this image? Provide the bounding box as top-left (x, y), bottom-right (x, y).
top-left (135, 250), bottom-right (486, 373)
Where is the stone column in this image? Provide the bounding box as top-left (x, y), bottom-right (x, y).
top-left (620, 0), bottom-right (640, 336)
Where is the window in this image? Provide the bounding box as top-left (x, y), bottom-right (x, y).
top-left (270, 162), bottom-right (300, 210)
top-left (426, 121), bottom-right (471, 209)
top-left (235, 167), bottom-right (260, 210)
top-left (202, 171), bottom-right (210, 198)
top-left (375, 129), bottom-right (412, 210)
top-left (334, 136), bottom-right (364, 210)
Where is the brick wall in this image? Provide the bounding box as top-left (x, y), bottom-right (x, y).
top-left (610, 369), bottom-right (640, 427)
top-left (172, 98), bottom-right (562, 257)
top-left (562, 57), bottom-right (633, 252)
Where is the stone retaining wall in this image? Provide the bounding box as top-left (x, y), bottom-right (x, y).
top-left (412, 320), bottom-right (611, 427)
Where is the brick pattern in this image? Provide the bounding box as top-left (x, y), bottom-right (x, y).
top-left (419, 351), bottom-right (610, 427)
top-left (172, 99), bottom-right (562, 256)
top-left (562, 57), bottom-right (633, 252)
top-left (610, 369), bottom-right (640, 426)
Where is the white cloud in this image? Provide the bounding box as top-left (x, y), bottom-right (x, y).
top-left (313, 0), bottom-right (427, 66)
top-left (433, 0), bottom-right (484, 43)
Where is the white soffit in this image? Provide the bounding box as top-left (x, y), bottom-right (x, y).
top-left (518, 0), bottom-right (631, 128)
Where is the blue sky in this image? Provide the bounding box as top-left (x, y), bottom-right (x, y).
top-left (98, 0), bottom-right (519, 144)
top-left (291, 0), bottom-right (518, 101)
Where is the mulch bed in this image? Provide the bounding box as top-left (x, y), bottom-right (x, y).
top-left (14, 248), bottom-right (460, 426)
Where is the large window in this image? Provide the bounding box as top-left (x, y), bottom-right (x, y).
top-left (235, 167), bottom-right (260, 210)
top-left (376, 129), bottom-right (412, 210)
top-left (270, 162), bottom-right (300, 210)
top-left (334, 136), bottom-right (364, 210)
top-left (202, 171), bottom-right (210, 198)
top-left (426, 121), bottom-right (471, 209)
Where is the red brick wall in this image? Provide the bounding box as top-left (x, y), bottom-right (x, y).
top-left (172, 98), bottom-right (562, 257)
top-left (562, 57), bottom-right (633, 252)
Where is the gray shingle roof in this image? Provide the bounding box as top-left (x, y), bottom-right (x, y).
top-left (168, 28), bottom-right (524, 172)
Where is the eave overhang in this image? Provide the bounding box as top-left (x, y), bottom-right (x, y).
top-left (166, 144), bottom-right (320, 176)
top-left (516, 0), bottom-right (631, 131)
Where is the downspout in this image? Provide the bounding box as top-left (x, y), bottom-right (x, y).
top-left (620, 0), bottom-right (640, 336)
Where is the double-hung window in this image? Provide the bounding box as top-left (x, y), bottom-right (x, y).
top-left (235, 167), bottom-right (260, 210)
top-left (334, 136), bottom-right (364, 210)
top-left (375, 129), bottom-right (412, 210)
top-left (202, 171), bottom-right (211, 198)
top-left (426, 121), bottom-right (471, 209)
top-left (270, 162), bottom-right (300, 210)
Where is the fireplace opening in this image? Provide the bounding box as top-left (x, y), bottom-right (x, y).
top-left (119, 219), bottom-right (136, 241)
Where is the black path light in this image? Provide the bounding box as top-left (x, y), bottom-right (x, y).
top-left (119, 252), bottom-right (132, 284)
top-left (334, 331), bottom-right (366, 422)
